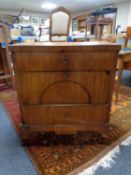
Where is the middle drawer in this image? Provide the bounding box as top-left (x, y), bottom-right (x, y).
top-left (18, 71), bottom-right (110, 105)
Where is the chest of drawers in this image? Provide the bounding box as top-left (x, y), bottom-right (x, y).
top-left (10, 42), bottom-right (120, 143)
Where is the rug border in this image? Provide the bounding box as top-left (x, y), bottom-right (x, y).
top-left (0, 102), bottom-right (42, 175)
top-left (68, 130), bottom-right (131, 175)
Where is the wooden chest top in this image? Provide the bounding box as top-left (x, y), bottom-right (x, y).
top-left (10, 41), bottom-right (120, 52)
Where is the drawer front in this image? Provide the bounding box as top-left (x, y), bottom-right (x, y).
top-left (17, 71), bottom-right (110, 104)
top-left (22, 104), bottom-right (109, 126)
top-left (14, 51), bottom-right (117, 71)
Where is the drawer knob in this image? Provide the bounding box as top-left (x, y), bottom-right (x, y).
top-left (63, 57), bottom-right (68, 64)
top-left (64, 72), bottom-right (70, 78)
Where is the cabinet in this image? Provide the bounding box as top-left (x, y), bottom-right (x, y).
top-left (10, 42), bottom-right (120, 143)
top-left (0, 24), bottom-right (11, 85)
top-left (87, 16), bottom-right (113, 39)
top-left (77, 15), bottom-right (88, 32)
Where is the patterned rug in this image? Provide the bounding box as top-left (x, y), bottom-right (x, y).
top-left (0, 85), bottom-right (131, 175)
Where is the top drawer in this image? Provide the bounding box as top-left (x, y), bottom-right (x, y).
top-left (13, 51), bottom-right (117, 72)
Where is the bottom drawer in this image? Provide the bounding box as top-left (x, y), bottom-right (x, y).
top-left (22, 104), bottom-right (109, 127)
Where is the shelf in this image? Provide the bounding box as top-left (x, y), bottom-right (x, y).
top-left (77, 14), bottom-right (88, 33)
top-left (78, 26), bottom-right (86, 28)
top-left (0, 74), bottom-right (11, 80)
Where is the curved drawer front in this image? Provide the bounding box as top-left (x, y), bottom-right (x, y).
top-left (14, 51), bottom-right (116, 71)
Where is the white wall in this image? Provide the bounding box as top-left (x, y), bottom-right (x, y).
top-left (71, 11), bottom-right (89, 19)
top-left (127, 0), bottom-right (131, 25)
top-left (115, 0), bottom-right (130, 30)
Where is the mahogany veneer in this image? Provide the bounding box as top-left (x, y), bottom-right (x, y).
top-left (10, 42), bottom-right (121, 143)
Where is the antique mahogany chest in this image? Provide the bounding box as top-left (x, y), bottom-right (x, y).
top-left (10, 42), bottom-right (120, 142)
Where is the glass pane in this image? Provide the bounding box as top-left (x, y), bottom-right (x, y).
top-left (72, 18), bottom-right (78, 32)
